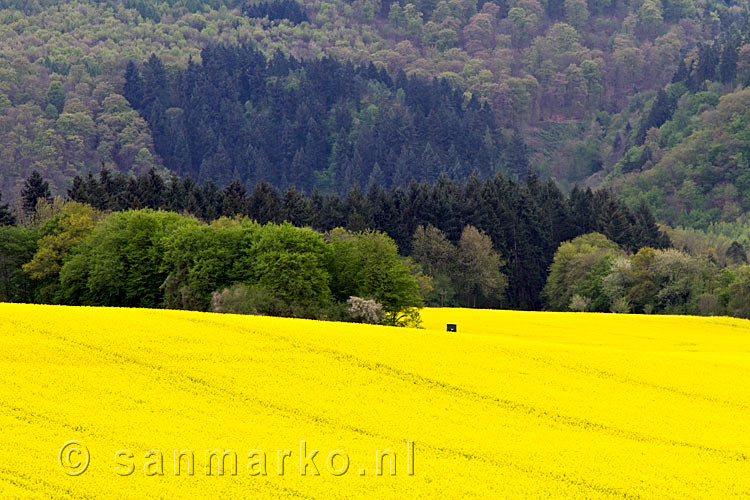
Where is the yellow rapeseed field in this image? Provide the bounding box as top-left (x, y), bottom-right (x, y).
top-left (1, 303), bottom-right (749, 499)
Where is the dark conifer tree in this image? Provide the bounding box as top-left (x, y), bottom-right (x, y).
top-left (637, 89), bottom-right (675, 144)
top-left (185, 182), bottom-right (205, 219)
top-left (719, 39), bottom-right (739, 85)
top-left (282, 187), bottom-right (314, 227)
top-left (0, 190), bottom-right (15, 226)
top-left (165, 173), bottom-right (186, 213)
top-left (123, 61), bottom-right (143, 110)
top-left (596, 194), bottom-right (632, 248)
top-left (21, 171), bottom-right (52, 215)
top-left (568, 186), bottom-right (598, 235)
top-left (222, 180), bottom-right (250, 217)
top-left (201, 181), bottom-right (222, 221)
top-left (68, 175), bottom-right (88, 204)
top-left (248, 182), bottom-right (282, 224)
top-left (83, 172), bottom-right (108, 210)
top-left (632, 200), bottom-right (671, 249)
top-left (138, 168), bottom-right (166, 209)
top-left (726, 241), bottom-right (748, 266)
top-left (344, 183), bottom-right (373, 232)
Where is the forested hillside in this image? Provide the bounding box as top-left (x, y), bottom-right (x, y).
top-left (122, 46), bottom-right (510, 192)
top-left (1, 0), bottom-right (749, 211)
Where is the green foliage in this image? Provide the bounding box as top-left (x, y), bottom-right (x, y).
top-left (212, 283), bottom-right (292, 317)
top-left (59, 210), bottom-right (196, 307)
top-left (0, 226), bottom-right (38, 302)
top-left (161, 218), bottom-right (259, 310)
top-left (411, 223), bottom-right (508, 308)
top-left (329, 229), bottom-right (423, 324)
top-left (457, 225), bottom-right (507, 307)
top-left (0, 0), bottom-right (745, 201)
top-left (250, 223), bottom-right (334, 318)
top-left (548, 237), bottom-right (741, 316)
top-left (618, 88), bottom-right (750, 229)
top-left (23, 201), bottom-right (99, 280)
top-left (0, 191), bottom-right (15, 226)
top-left (46, 82), bottom-right (65, 114)
top-left (728, 265), bottom-right (750, 318)
top-left (542, 233), bottom-right (622, 311)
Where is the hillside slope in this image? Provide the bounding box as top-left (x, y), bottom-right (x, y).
top-left (1, 304), bottom-right (749, 498)
top-left (1, 0), bottom-right (748, 199)
top-left (613, 87), bottom-right (750, 228)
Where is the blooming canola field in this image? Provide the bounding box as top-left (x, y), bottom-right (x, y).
top-left (1, 303), bottom-right (750, 499)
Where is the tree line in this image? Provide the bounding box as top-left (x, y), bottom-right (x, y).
top-left (1, 168), bottom-right (669, 312)
top-left (7, 169), bottom-right (750, 319)
top-left (543, 232), bottom-right (750, 318)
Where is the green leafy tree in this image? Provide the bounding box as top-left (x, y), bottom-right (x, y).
top-left (564, 0), bottom-right (588, 31)
top-left (457, 225), bottom-right (507, 307)
top-left (725, 241), bottom-right (748, 266)
top-left (728, 265), bottom-right (750, 318)
top-left (251, 223), bottom-right (334, 318)
top-left (330, 229), bottom-right (423, 326)
top-left (0, 226), bottom-right (38, 302)
top-left (59, 210), bottom-right (196, 307)
top-left (543, 233), bottom-right (622, 310)
top-left (411, 224), bottom-right (458, 306)
top-left (23, 201), bottom-right (100, 281)
top-left (47, 82), bottom-right (65, 114)
top-left (161, 218), bottom-right (259, 310)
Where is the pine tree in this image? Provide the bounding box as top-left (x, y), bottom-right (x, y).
top-left (68, 175), bottom-right (88, 204)
top-left (248, 182), bottom-right (282, 224)
top-left (672, 58), bottom-right (689, 84)
top-left (506, 131), bottom-right (530, 178)
top-left (726, 241), bottom-right (748, 266)
top-left (719, 40), bottom-right (739, 84)
top-left (138, 168), bottom-right (166, 209)
top-left (201, 180), bottom-right (222, 221)
top-left (282, 187), bottom-right (314, 227)
top-left (568, 186), bottom-right (597, 235)
top-left (420, 143), bottom-right (442, 183)
top-left (222, 179), bottom-right (250, 217)
top-left (596, 195), bottom-right (632, 247)
top-left (165, 173), bottom-right (186, 213)
top-left (632, 200), bottom-right (670, 249)
top-left (0, 190), bottom-right (15, 226)
top-left (123, 60), bottom-right (143, 110)
top-left (21, 171), bottom-right (52, 215)
top-left (637, 88), bottom-right (675, 144)
top-left (83, 172), bottom-right (108, 210)
top-left (344, 183), bottom-right (373, 232)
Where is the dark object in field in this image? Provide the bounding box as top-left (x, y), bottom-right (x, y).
top-left (447, 323), bottom-right (457, 332)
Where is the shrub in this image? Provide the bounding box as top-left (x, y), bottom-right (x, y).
top-left (211, 283), bottom-right (288, 316)
top-left (569, 294), bottom-right (591, 312)
top-left (609, 296), bottom-right (631, 314)
top-left (346, 296), bottom-right (385, 324)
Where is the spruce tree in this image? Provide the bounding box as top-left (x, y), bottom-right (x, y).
top-left (21, 171), bottom-right (51, 215)
top-left (222, 180), bottom-right (250, 217)
top-left (123, 60), bottom-right (143, 110)
top-left (0, 190), bottom-right (15, 226)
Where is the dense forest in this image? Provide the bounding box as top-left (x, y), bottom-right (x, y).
top-left (4, 169), bottom-right (750, 318)
top-left (1, 169), bottom-right (668, 312)
top-left (1, 0), bottom-right (749, 225)
top-left (122, 45), bottom-right (516, 192)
